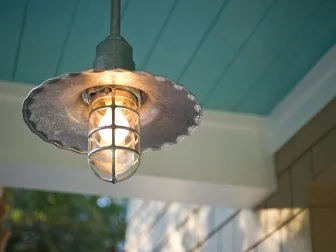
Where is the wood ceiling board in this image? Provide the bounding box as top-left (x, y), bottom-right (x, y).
top-left (140, 0), bottom-right (225, 80)
top-left (178, 0), bottom-right (275, 101)
top-left (54, 0), bottom-right (109, 75)
top-left (121, 0), bottom-right (178, 70)
top-left (0, 0), bottom-right (334, 115)
top-left (13, 0), bottom-right (78, 84)
top-left (238, 0), bottom-right (336, 114)
top-left (0, 1), bottom-right (28, 80)
top-left (205, 0), bottom-right (322, 111)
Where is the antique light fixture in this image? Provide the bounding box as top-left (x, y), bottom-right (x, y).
top-left (22, 0), bottom-right (202, 183)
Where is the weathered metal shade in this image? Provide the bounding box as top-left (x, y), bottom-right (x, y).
top-left (22, 69), bottom-right (201, 153)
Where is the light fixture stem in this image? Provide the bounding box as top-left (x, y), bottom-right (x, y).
top-left (111, 0), bottom-right (121, 37)
top-left (93, 0), bottom-right (135, 70)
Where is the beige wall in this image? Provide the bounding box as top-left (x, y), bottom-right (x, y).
top-left (309, 161), bottom-right (336, 252)
top-left (125, 98), bottom-right (336, 251)
top-left (246, 97), bottom-right (336, 251)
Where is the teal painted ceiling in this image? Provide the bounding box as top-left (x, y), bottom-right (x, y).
top-left (0, 0), bottom-right (335, 115)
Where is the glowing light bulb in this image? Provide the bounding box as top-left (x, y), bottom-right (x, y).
top-left (87, 88), bottom-right (141, 183)
top-left (98, 108), bottom-right (129, 145)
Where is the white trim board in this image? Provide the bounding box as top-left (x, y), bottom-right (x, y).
top-left (0, 44), bottom-right (334, 207)
top-left (0, 163), bottom-right (270, 208)
top-left (267, 44), bottom-right (336, 152)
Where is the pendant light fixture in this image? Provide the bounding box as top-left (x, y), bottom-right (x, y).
top-left (22, 0), bottom-right (202, 183)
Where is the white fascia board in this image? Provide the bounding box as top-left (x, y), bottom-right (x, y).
top-left (267, 45), bottom-right (336, 152)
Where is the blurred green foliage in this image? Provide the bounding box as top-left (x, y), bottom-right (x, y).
top-left (2, 188), bottom-right (127, 252)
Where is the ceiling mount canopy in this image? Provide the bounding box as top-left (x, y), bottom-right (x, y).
top-left (93, 0), bottom-right (135, 71)
top-left (22, 0), bottom-right (202, 183)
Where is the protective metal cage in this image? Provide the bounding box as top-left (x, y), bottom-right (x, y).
top-left (87, 86), bottom-right (141, 183)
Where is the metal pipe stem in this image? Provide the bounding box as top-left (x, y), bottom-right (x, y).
top-left (111, 0), bottom-right (121, 36)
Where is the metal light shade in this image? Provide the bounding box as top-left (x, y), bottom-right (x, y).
top-left (22, 70), bottom-right (201, 165)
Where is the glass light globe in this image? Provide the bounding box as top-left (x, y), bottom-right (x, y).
top-left (87, 87), bottom-right (140, 183)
